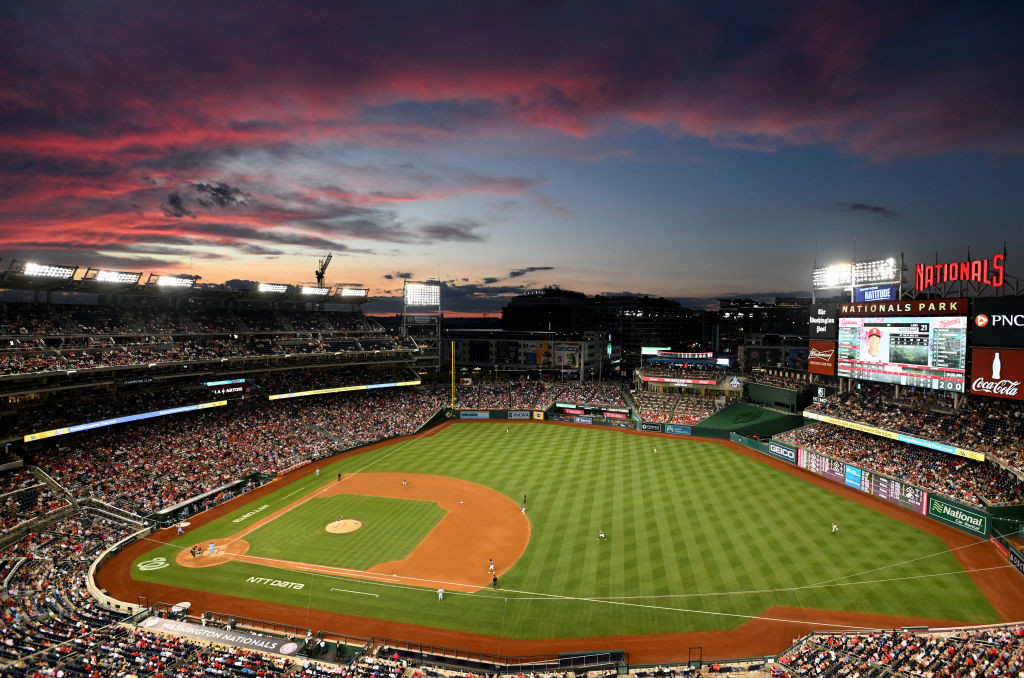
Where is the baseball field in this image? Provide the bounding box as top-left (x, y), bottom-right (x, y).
top-left (99, 420), bottom-right (1024, 660)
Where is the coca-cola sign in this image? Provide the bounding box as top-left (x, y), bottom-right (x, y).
top-left (970, 347), bottom-right (1024, 401)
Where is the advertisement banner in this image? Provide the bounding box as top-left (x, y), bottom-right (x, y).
top-left (664, 424), bottom-right (691, 436)
top-left (1009, 548), bottom-right (1024, 577)
top-left (139, 617), bottom-right (300, 656)
top-left (844, 465), bottom-right (863, 490)
top-left (809, 303), bottom-right (838, 340)
top-left (639, 422), bottom-right (662, 433)
top-left (532, 411), bottom-right (544, 420)
top-left (798, 449), bottom-right (846, 484)
top-left (641, 376), bottom-right (718, 385)
top-left (603, 411), bottom-right (628, 419)
top-left (811, 384), bottom-right (836, 406)
top-left (573, 416), bottom-right (593, 425)
top-left (864, 472), bottom-right (927, 513)
top-left (554, 342), bottom-right (582, 369)
top-left (507, 411), bottom-right (530, 419)
top-left (808, 340), bottom-right (836, 376)
top-left (459, 411), bottom-right (491, 419)
top-left (766, 441), bottom-right (797, 465)
top-left (970, 347), bottom-right (1024, 401)
top-left (927, 497), bottom-right (989, 537)
top-left (855, 285), bottom-right (897, 302)
top-left (839, 297), bottom-right (967, 317)
top-left (971, 297), bottom-right (1024, 347)
top-left (521, 341), bottom-right (552, 367)
top-left (563, 408), bottom-right (585, 415)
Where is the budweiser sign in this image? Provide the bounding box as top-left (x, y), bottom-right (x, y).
top-left (970, 347), bottom-right (1024, 401)
top-left (808, 340), bottom-right (836, 376)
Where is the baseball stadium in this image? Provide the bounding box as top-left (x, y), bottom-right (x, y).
top-left (3, 258), bottom-right (1024, 678)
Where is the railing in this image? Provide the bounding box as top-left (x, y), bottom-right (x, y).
top-left (204, 610), bottom-right (311, 641)
top-left (370, 636), bottom-right (626, 672)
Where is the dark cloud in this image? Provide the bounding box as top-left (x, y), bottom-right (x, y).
top-left (161, 192), bottom-right (195, 218)
top-left (482, 277), bottom-right (499, 284)
top-left (189, 181), bottom-right (250, 209)
top-left (419, 220), bottom-right (485, 242)
top-left (396, 271), bottom-right (414, 279)
top-left (838, 202), bottom-right (899, 218)
top-left (508, 266), bottom-right (554, 278)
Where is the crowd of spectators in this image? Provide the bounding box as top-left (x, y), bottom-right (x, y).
top-left (0, 302), bottom-right (405, 377)
top-left (0, 303), bottom-right (384, 337)
top-left (19, 383), bottom-right (445, 515)
top-left (776, 423), bottom-right (1024, 506)
top-left (4, 625), bottom-right (346, 677)
top-left (639, 366), bottom-right (727, 382)
top-left (631, 393), bottom-right (725, 424)
top-left (0, 468), bottom-right (71, 533)
top-left (450, 380), bottom-right (626, 411)
top-left (806, 387), bottom-right (1024, 471)
top-left (1, 366), bottom-right (420, 440)
top-left (744, 371), bottom-right (809, 390)
top-left (777, 625), bottom-right (1024, 678)
top-left (0, 334), bottom-right (414, 377)
top-left (1, 514), bottom-right (137, 667)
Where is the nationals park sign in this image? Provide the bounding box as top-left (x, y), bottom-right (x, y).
top-left (839, 298), bottom-right (967, 317)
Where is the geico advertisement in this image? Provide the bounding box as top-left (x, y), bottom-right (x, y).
top-left (970, 347), bottom-right (1024, 400)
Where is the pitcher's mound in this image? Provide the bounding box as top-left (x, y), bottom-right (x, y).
top-left (326, 519), bottom-right (362, 534)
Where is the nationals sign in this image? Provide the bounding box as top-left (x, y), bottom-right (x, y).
top-left (808, 340), bottom-right (836, 375)
top-left (915, 253), bottom-right (1005, 292)
top-left (970, 347), bottom-right (1024, 400)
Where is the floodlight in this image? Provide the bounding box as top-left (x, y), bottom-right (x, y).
top-left (852, 257), bottom-right (899, 285)
top-left (20, 262), bottom-right (77, 279)
top-left (149, 273), bottom-right (196, 288)
top-left (257, 282), bottom-right (289, 293)
top-left (83, 268), bottom-right (142, 285)
top-left (404, 281), bottom-right (441, 306)
top-left (338, 288), bottom-right (368, 298)
top-left (300, 285), bottom-right (330, 296)
top-left (812, 263), bottom-right (853, 289)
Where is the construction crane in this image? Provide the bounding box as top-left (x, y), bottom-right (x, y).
top-left (315, 252), bottom-right (332, 288)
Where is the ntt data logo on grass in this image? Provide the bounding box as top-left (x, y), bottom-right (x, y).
top-left (928, 497), bottom-right (988, 537)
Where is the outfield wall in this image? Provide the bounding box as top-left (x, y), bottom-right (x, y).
top-left (747, 436), bottom-right (993, 539)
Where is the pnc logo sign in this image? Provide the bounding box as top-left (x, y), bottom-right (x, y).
top-left (974, 314), bottom-right (989, 327)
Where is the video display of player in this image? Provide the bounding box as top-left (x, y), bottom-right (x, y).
top-left (837, 315), bottom-right (967, 392)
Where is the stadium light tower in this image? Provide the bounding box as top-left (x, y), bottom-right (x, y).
top-left (401, 280), bottom-right (442, 373)
top-left (812, 256), bottom-right (903, 302)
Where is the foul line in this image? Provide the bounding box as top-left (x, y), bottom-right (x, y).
top-left (220, 427), bottom-right (440, 551)
top-left (330, 587), bottom-right (379, 597)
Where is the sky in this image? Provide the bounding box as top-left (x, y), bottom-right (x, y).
top-left (2, 1), bottom-right (1023, 314)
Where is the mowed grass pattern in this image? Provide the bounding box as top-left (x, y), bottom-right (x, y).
top-left (244, 495), bottom-right (446, 570)
top-left (134, 421), bottom-right (999, 638)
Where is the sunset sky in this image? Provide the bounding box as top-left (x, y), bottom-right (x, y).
top-left (2, 1), bottom-right (1023, 313)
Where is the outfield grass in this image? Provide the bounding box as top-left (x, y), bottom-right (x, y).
top-left (133, 422), bottom-right (999, 638)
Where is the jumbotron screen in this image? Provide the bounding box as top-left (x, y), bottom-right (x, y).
top-left (837, 315), bottom-right (967, 392)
